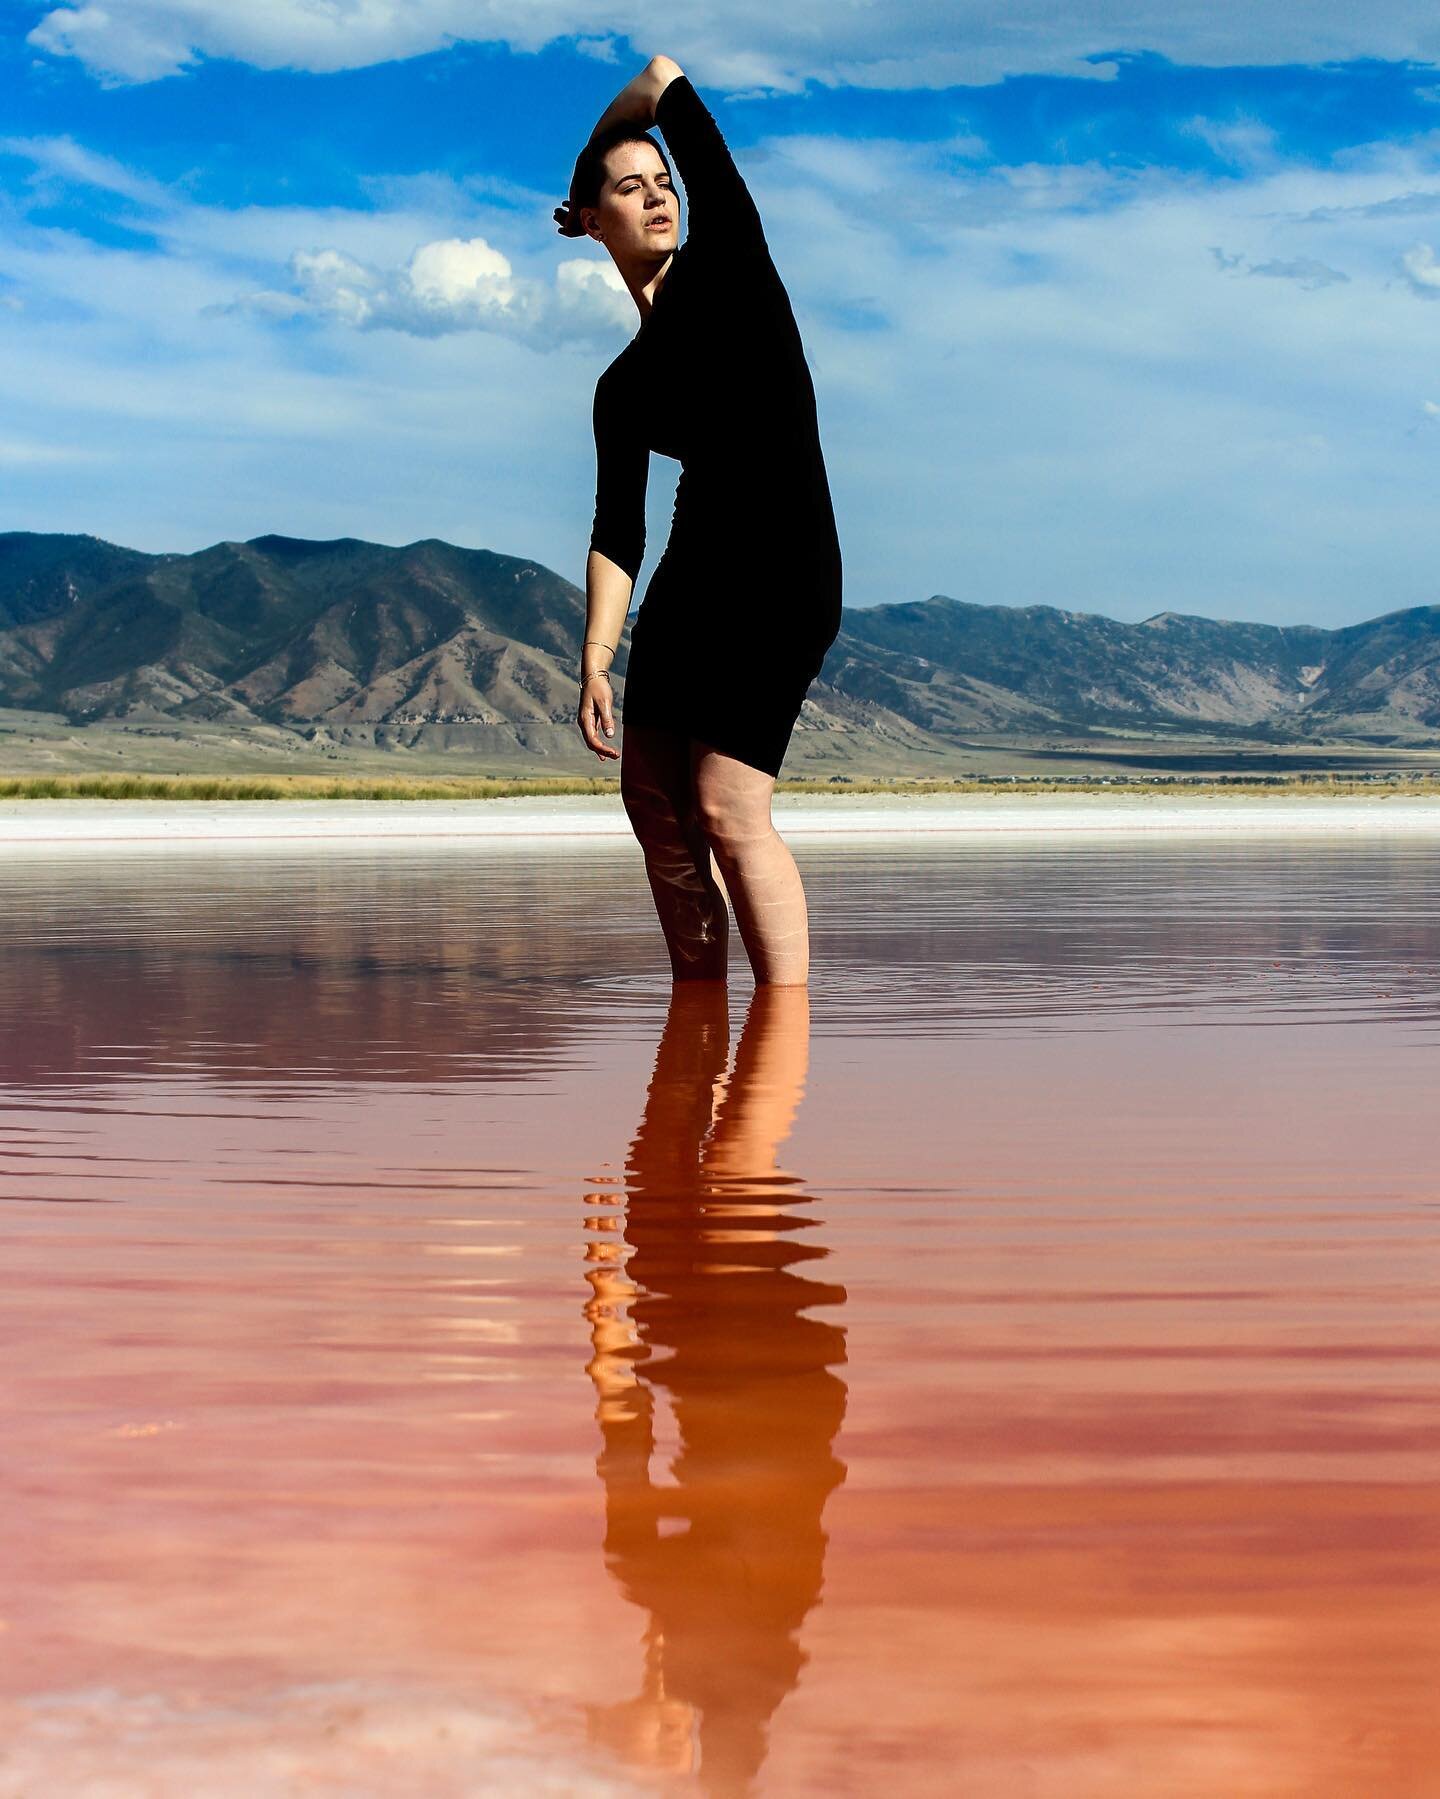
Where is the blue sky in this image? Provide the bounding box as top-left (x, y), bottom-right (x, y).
top-left (6, 5), bottom-right (1440, 626)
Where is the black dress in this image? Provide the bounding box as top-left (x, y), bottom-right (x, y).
top-left (588, 74), bottom-right (843, 779)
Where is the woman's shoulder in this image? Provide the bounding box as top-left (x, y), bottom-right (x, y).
top-left (596, 339), bottom-right (636, 390)
top-left (593, 333), bottom-right (649, 423)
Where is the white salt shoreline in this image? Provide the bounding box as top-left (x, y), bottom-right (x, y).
top-left (3, 792), bottom-right (1440, 852)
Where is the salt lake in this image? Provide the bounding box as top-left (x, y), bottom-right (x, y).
top-left (2, 799), bottom-right (1437, 1795)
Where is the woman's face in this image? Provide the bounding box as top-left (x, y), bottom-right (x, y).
top-left (585, 143), bottom-right (678, 264)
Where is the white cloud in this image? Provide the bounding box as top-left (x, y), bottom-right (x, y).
top-left (0, 135), bottom-right (635, 349)
top-left (1178, 117), bottom-right (1282, 173)
top-left (0, 132), bottom-right (176, 207)
top-left (573, 35), bottom-right (621, 64)
top-left (408, 236), bottom-right (517, 311)
top-left (554, 254), bottom-right (633, 326)
top-left (23, 0), bottom-right (1440, 91)
top-left (1399, 240), bottom-right (1440, 294)
top-left (225, 235), bottom-right (633, 345)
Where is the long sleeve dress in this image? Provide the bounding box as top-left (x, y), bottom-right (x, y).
top-left (588, 74), bottom-right (843, 779)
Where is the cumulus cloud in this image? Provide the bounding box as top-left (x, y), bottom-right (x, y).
top-left (222, 235), bottom-right (634, 346)
top-left (23, 0), bottom-right (1440, 91)
top-left (0, 133), bottom-right (634, 348)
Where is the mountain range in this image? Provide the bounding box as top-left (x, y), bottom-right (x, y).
top-left (3, 530), bottom-right (1440, 766)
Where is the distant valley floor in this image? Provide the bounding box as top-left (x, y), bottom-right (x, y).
top-left (4, 708), bottom-right (1440, 785)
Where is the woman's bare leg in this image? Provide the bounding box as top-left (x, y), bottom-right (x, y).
top-left (690, 741), bottom-right (809, 986)
top-left (620, 722), bottom-right (729, 981)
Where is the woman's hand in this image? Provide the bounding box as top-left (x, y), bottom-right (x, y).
top-left (554, 196), bottom-right (585, 238)
top-left (577, 672), bottom-right (619, 760)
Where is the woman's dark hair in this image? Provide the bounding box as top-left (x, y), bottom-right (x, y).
top-left (555, 125), bottom-right (673, 238)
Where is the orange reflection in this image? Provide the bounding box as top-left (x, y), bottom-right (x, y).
top-left (582, 983), bottom-right (847, 1794)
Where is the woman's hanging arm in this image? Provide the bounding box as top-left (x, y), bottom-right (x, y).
top-left (578, 382), bottom-right (649, 761)
top-left (588, 377), bottom-right (648, 587)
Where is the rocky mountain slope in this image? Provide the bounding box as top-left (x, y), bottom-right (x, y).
top-left (3, 531), bottom-right (1439, 756)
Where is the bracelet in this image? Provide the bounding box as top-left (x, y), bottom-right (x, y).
top-left (580, 670), bottom-right (611, 685)
top-left (583, 639), bottom-right (616, 652)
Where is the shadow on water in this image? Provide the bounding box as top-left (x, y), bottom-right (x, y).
top-left (582, 983), bottom-right (847, 1796)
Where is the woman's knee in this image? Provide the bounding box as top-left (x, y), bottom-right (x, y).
top-left (692, 763), bottom-right (773, 857)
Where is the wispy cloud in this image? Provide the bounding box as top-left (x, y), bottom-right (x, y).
top-left (1179, 116), bottom-right (1282, 172)
top-left (24, 0), bottom-right (1440, 91)
top-left (0, 435), bottom-right (103, 465)
top-left (0, 132), bottom-right (175, 207)
top-left (1211, 247), bottom-right (1349, 288)
top-left (1300, 188), bottom-right (1440, 223)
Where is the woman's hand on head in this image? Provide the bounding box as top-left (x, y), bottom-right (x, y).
top-left (560, 56), bottom-right (685, 235)
top-left (577, 674), bottom-right (619, 760)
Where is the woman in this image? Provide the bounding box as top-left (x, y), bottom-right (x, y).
top-left (555, 55), bottom-right (842, 988)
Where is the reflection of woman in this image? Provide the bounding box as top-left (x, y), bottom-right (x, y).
top-left (582, 982), bottom-right (848, 1794)
top-left (557, 55), bottom-right (843, 987)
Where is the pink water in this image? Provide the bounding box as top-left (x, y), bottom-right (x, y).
top-left (2, 834), bottom-right (1438, 1795)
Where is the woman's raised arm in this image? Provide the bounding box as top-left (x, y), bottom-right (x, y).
top-left (588, 53), bottom-right (683, 142)
top-left (651, 70), bottom-right (769, 260)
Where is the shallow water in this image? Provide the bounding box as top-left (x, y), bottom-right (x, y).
top-left (2, 833), bottom-right (1438, 1796)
